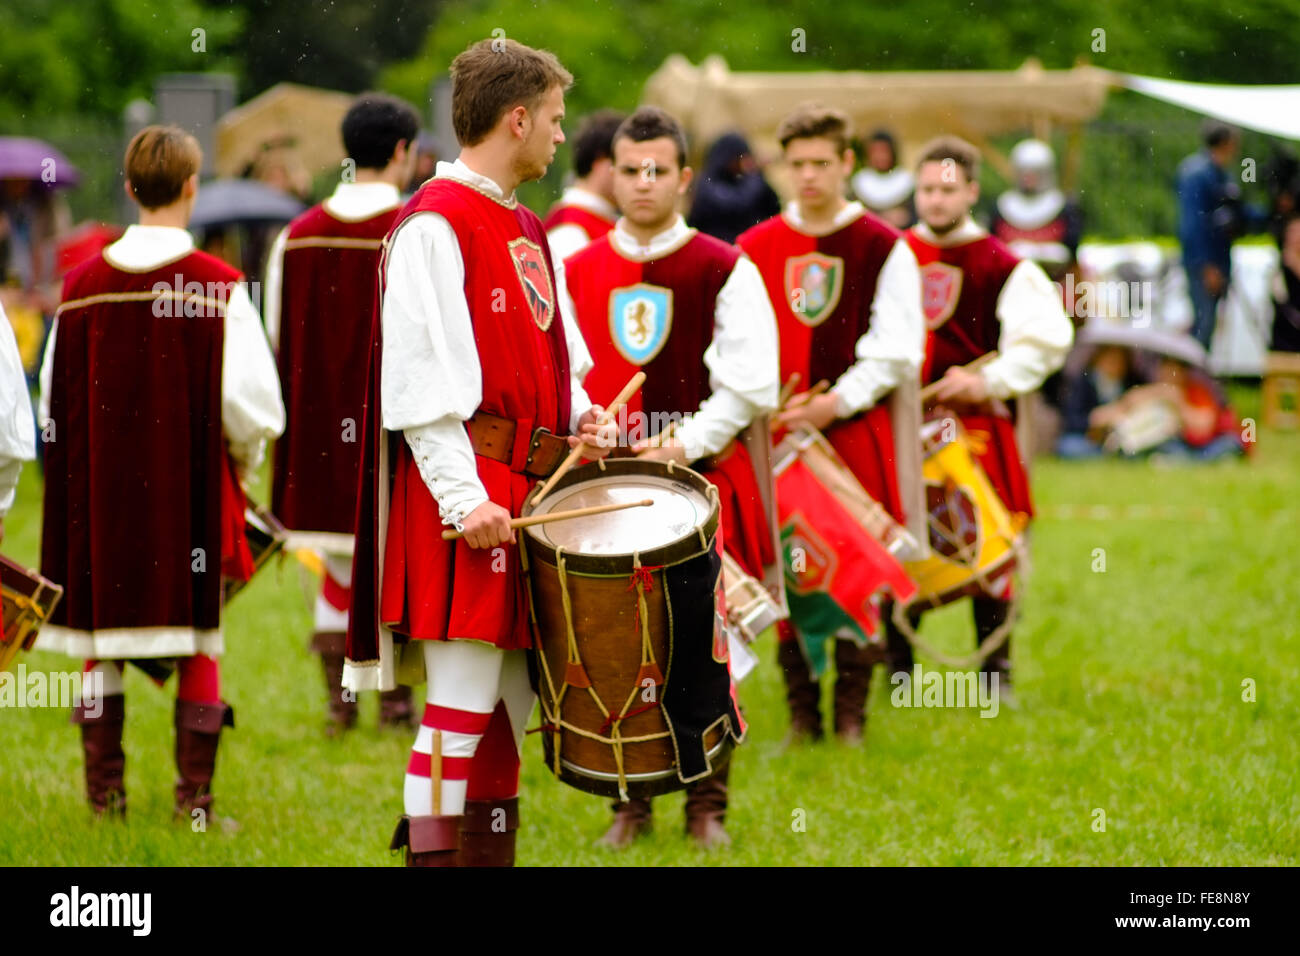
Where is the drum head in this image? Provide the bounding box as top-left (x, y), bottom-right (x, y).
top-left (526, 471), bottom-right (712, 556)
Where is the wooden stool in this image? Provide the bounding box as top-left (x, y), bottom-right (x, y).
top-left (1262, 352), bottom-right (1300, 430)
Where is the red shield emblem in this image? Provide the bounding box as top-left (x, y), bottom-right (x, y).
top-left (920, 262), bottom-right (963, 330)
top-left (508, 237), bottom-right (555, 331)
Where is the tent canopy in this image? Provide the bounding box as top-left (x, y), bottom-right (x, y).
top-left (643, 56), bottom-right (1113, 172)
top-left (642, 57), bottom-right (1300, 191)
top-left (1119, 74), bottom-right (1300, 142)
top-left (215, 82), bottom-right (354, 179)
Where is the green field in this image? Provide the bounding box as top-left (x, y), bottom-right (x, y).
top-left (2, 386), bottom-right (1296, 866)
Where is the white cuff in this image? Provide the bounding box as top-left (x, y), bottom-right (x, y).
top-left (403, 422), bottom-right (489, 528)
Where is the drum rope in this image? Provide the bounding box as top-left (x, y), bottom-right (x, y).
top-left (890, 529), bottom-right (1030, 670)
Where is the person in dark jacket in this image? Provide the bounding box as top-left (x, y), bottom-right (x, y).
top-left (688, 131), bottom-right (780, 243)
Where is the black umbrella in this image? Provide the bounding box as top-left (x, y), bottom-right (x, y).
top-left (189, 178), bottom-right (305, 230)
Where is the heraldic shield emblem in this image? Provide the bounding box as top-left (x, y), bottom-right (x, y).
top-left (920, 261), bottom-right (963, 330)
top-left (508, 237), bottom-right (555, 331)
top-left (784, 252), bottom-right (844, 326)
top-left (609, 283), bottom-right (673, 365)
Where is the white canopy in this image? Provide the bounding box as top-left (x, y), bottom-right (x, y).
top-left (1121, 74), bottom-right (1300, 142)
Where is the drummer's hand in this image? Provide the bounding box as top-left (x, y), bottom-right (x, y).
top-left (460, 500), bottom-right (515, 549)
top-left (930, 365), bottom-right (990, 405)
top-left (632, 438), bottom-right (688, 464)
top-left (775, 392), bottom-right (839, 432)
top-left (568, 406), bottom-right (617, 459)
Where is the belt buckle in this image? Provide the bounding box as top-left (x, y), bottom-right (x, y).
top-left (525, 427), bottom-right (554, 472)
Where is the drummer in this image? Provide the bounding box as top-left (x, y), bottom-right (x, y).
top-left (344, 39), bottom-right (615, 867)
top-left (737, 104), bottom-right (925, 746)
top-left (892, 135), bottom-right (1073, 696)
top-left (563, 105), bottom-right (780, 849)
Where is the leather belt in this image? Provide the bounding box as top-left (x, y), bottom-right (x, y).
top-left (467, 411), bottom-right (569, 478)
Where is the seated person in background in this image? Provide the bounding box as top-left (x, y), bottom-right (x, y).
top-left (1271, 214), bottom-right (1300, 352)
top-left (1055, 344), bottom-right (1146, 459)
top-left (1091, 355), bottom-right (1246, 460)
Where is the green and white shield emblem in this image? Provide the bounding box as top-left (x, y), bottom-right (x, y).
top-left (784, 252), bottom-right (845, 327)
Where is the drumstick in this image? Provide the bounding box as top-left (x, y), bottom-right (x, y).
top-left (776, 373), bottom-right (802, 410)
top-left (644, 417), bottom-right (679, 450)
top-left (531, 371), bottom-right (646, 505)
top-left (440, 498), bottom-right (653, 540)
top-left (919, 351), bottom-right (1000, 402)
top-left (781, 379), bottom-right (830, 412)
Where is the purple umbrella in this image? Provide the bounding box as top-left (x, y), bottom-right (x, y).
top-left (0, 137), bottom-right (81, 188)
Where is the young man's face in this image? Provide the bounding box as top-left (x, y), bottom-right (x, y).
top-left (784, 136), bottom-right (852, 215)
top-left (516, 84), bottom-right (566, 183)
top-left (915, 159), bottom-right (979, 234)
top-left (612, 136), bottom-right (690, 232)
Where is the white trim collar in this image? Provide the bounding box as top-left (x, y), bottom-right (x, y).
top-left (559, 186), bottom-right (617, 222)
top-left (782, 199), bottom-right (867, 236)
top-left (324, 181), bottom-right (402, 221)
top-left (611, 214), bottom-right (695, 261)
top-left (996, 189), bottom-right (1066, 230)
top-left (103, 225), bottom-right (195, 272)
top-left (911, 215), bottom-right (986, 247)
top-left (435, 158), bottom-right (517, 208)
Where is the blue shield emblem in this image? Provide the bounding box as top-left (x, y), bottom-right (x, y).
top-left (609, 283), bottom-right (673, 365)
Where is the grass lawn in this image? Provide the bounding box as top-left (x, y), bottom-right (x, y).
top-left (2, 385), bottom-right (1296, 866)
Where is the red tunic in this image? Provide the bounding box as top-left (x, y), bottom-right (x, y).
top-left (358, 179), bottom-right (571, 654)
top-left (737, 211), bottom-right (905, 524)
top-left (543, 202), bottom-right (615, 243)
top-left (565, 230), bottom-right (772, 578)
top-left (271, 204), bottom-right (399, 541)
top-left (41, 250), bottom-right (250, 648)
top-left (904, 229), bottom-right (1032, 516)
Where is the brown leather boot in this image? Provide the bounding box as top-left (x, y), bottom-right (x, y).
top-left (833, 638), bottom-right (879, 745)
top-left (597, 798), bottom-right (653, 848)
top-left (173, 700), bottom-right (238, 832)
top-left (777, 639), bottom-right (822, 745)
top-left (312, 631), bottom-right (357, 736)
top-left (684, 763), bottom-right (730, 850)
top-left (460, 797), bottom-right (519, 866)
top-left (72, 694), bottom-right (126, 818)
top-left (390, 814), bottom-right (461, 866)
top-left (378, 685), bottom-right (416, 730)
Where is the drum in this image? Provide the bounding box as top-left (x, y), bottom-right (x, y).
top-left (720, 550), bottom-right (785, 644)
top-left (521, 457), bottom-right (743, 800)
top-left (774, 425), bottom-right (921, 561)
top-left (902, 418), bottom-right (1023, 608)
top-left (222, 504), bottom-right (289, 602)
top-left (771, 425), bottom-right (918, 662)
top-left (0, 554), bottom-right (64, 672)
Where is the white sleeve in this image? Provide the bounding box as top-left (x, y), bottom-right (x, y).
top-left (222, 282), bottom-right (287, 473)
top-left (403, 421), bottom-right (488, 528)
top-left (831, 238), bottom-right (926, 417)
top-left (674, 255), bottom-right (780, 460)
top-left (553, 253), bottom-right (595, 429)
top-left (0, 306), bottom-right (35, 516)
top-left (381, 212), bottom-right (488, 514)
top-left (262, 224), bottom-right (290, 354)
top-left (546, 224), bottom-right (589, 267)
top-left (986, 259), bottom-right (1074, 399)
top-left (37, 315), bottom-right (57, 428)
